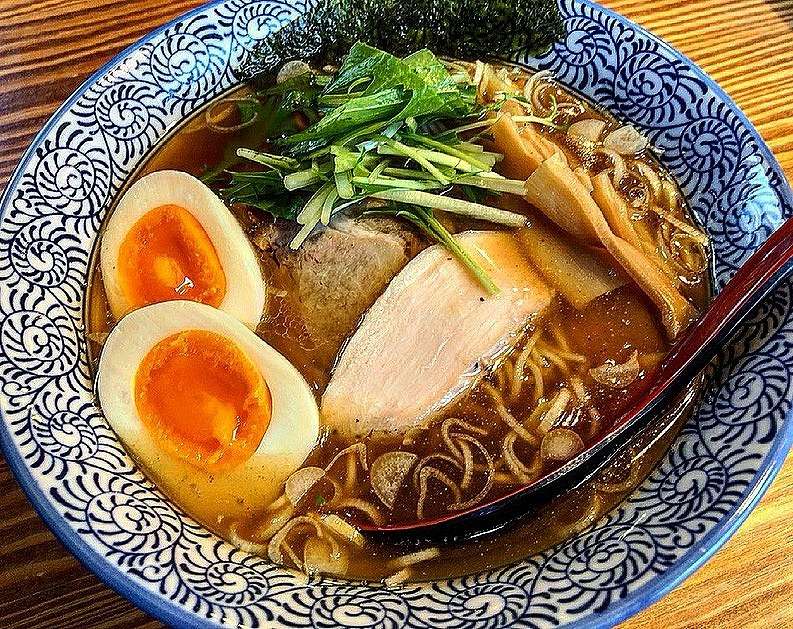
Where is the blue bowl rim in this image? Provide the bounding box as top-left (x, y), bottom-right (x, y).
top-left (0, 1), bottom-right (790, 628)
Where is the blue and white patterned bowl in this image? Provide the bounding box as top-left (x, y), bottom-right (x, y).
top-left (0, 1), bottom-right (791, 627)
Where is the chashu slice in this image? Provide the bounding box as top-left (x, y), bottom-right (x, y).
top-left (289, 217), bottom-right (418, 353)
top-left (321, 231), bottom-right (553, 439)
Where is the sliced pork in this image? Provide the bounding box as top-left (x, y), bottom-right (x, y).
top-left (321, 231), bottom-right (553, 438)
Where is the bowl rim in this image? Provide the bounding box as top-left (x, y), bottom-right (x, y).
top-left (0, 1), bottom-right (791, 627)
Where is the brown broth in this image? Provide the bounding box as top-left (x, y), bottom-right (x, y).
top-left (85, 68), bottom-right (711, 582)
top-left (283, 285), bottom-right (683, 530)
top-left (360, 377), bottom-right (700, 582)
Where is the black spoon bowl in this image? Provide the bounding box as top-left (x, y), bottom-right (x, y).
top-left (360, 217), bottom-right (793, 543)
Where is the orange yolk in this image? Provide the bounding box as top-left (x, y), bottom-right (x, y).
top-left (134, 329), bottom-right (271, 471)
top-left (118, 204), bottom-right (226, 312)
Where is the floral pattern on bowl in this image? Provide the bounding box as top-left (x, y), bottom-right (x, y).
top-left (0, 0), bottom-right (791, 627)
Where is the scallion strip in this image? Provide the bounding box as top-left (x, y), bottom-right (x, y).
top-left (382, 167), bottom-right (439, 181)
top-left (237, 148), bottom-right (300, 171)
top-left (456, 141), bottom-right (485, 153)
top-left (335, 170), bottom-right (355, 199)
top-left (321, 187), bottom-right (339, 224)
top-left (284, 168), bottom-right (323, 190)
top-left (369, 189), bottom-right (527, 227)
top-left (291, 184), bottom-right (334, 249)
top-left (378, 143), bottom-right (496, 174)
top-left (338, 120), bottom-right (391, 147)
top-left (422, 211), bottom-right (500, 295)
top-left (370, 206), bottom-right (499, 296)
top-left (454, 174), bottom-right (526, 195)
top-left (290, 211), bottom-right (321, 249)
top-left (402, 133), bottom-right (491, 171)
top-left (368, 160), bottom-right (388, 181)
top-left (352, 176), bottom-right (441, 191)
top-left (436, 117), bottom-right (496, 139)
top-left (297, 183), bottom-right (334, 224)
top-left (380, 139), bottom-right (450, 184)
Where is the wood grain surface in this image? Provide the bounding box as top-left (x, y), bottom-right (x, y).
top-left (0, 0), bottom-right (791, 627)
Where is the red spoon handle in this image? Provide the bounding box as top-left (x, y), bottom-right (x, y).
top-left (626, 216), bottom-right (793, 427)
top-left (364, 217), bottom-right (793, 538)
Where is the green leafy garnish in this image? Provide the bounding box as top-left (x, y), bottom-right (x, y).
top-left (279, 42), bottom-right (475, 156)
top-left (219, 170), bottom-right (303, 220)
top-left (215, 44), bottom-right (566, 293)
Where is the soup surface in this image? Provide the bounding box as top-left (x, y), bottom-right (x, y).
top-left (87, 58), bottom-right (710, 583)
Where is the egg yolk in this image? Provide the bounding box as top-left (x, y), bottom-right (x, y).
top-left (134, 329), bottom-right (271, 471)
top-left (117, 204), bottom-right (226, 312)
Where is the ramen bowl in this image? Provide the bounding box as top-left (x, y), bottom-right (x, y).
top-left (0, 0), bottom-right (791, 626)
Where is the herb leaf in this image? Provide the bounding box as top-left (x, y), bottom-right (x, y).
top-left (282, 43), bottom-right (476, 155)
top-left (215, 47), bottom-right (564, 293)
top-left (284, 87), bottom-right (406, 150)
top-left (217, 170), bottom-right (304, 220)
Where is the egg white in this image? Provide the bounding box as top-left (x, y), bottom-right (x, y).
top-left (97, 300), bottom-right (319, 525)
top-left (100, 170), bottom-right (266, 329)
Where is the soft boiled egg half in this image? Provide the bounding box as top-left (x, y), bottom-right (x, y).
top-left (97, 300), bottom-right (319, 524)
top-left (100, 170), bottom-right (266, 329)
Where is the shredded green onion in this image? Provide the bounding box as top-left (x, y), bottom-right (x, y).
top-left (369, 189), bottom-right (527, 227)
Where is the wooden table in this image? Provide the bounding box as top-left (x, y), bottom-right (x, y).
top-left (0, 0), bottom-right (791, 627)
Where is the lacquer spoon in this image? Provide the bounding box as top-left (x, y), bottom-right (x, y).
top-left (361, 216), bottom-right (793, 542)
